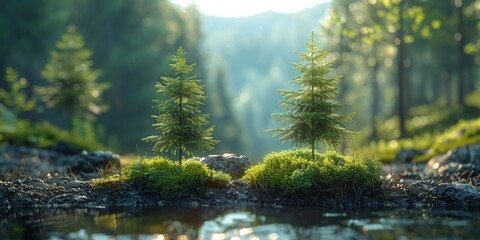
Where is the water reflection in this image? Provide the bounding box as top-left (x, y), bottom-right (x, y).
top-left (1, 207), bottom-right (479, 239)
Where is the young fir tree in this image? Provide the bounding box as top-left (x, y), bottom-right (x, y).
top-left (143, 47), bottom-right (218, 165)
top-left (35, 24), bottom-right (108, 129)
top-left (0, 67), bottom-right (36, 114)
top-left (269, 32), bottom-right (353, 160)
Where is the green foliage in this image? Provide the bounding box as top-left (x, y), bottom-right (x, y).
top-left (143, 47), bottom-right (218, 164)
top-left (71, 116), bottom-right (97, 145)
top-left (67, 1), bottom-right (205, 154)
top-left (367, 117), bottom-right (480, 162)
top-left (243, 149), bottom-right (382, 196)
top-left (121, 157), bottom-right (231, 198)
top-left (426, 118), bottom-right (480, 158)
top-left (35, 24), bottom-right (108, 128)
top-left (0, 67), bottom-right (36, 114)
top-left (0, 67), bottom-right (103, 151)
top-left (0, 120), bottom-right (104, 151)
top-left (268, 32), bottom-right (354, 159)
top-left (466, 90), bottom-right (480, 109)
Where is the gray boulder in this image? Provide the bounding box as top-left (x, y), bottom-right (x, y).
top-left (424, 144), bottom-right (480, 178)
top-left (395, 149), bottom-right (423, 163)
top-left (199, 153), bottom-right (252, 179)
top-left (66, 150), bottom-right (121, 174)
top-left (0, 144), bottom-right (121, 180)
top-left (430, 183), bottom-right (480, 209)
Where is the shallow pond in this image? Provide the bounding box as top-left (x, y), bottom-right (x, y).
top-left (1, 206), bottom-right (479, 239)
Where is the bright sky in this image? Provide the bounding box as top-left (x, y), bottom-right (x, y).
top-left (170, 0), bottom-right (330, 18)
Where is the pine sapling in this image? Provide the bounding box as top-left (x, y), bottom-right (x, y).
top-left (143, 47), bottom-right (218, 165)
top-left (268, 32), bottom-right (354, 160)
top-left (35, 24), bottom-right (108, 129)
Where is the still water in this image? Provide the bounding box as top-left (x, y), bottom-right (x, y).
top-left (1, 206), bottom-right (479, 240)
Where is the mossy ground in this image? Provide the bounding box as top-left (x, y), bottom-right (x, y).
top-left (364, 117), bottom-right (480, 162)
top-left (94, 149), bottom-right (382, 203)
top-left (360, 97), bottom-right (480, 163)
top-left (94, 157), bottom-right (232, 199)
top-left (243, 149), bottom-right (382, 199)
top-left (0, 119), bottom-right (105, 152)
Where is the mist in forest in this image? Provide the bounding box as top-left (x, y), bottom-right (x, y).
top-left (1, 0), bottom-right (479, 160)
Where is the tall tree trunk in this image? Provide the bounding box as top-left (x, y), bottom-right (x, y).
top-left (467, 64), bottom-right (475, 93)
top-left (337, 1), bottom-right (351, 101)
top-left (443, 71), bottom-right (452, 107)
top-left (370, 48), bottom-right (380, 141)
top-left (456, 0), bottom-right (465, 105)
top-left (0, 61), bottom-right (7, 91)
top-left (404, 57), bottom-right (412, 111)
top-left (396, 0), bottom-right (408, 138)
top-left (424, 52), bottom-right (435, 103)
top-left (432, 52), bottom-right (444, 103)
top-left (418, 60), bottom-right (429, 105)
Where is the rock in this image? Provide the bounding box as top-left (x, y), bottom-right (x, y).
top-left (199, 153), bottom-right (252, 179)
top-left (424, 144), bottom-right (480, 179)
top-left (0, 176), bottom-right (148, 211)
top-left (67, 150), bottom-right (121, 174)
top-left (395, 149), bottom-right (422, 163)
top-left (0, 144), bottom-right (60, 178)
top-left (0, 144), bottom-right (121, 180)
top-left (49, 141), bottom-right (79, 155)
top-left (0, 184), bottom-right (9, 209)
top-left (456, 164), bottom-right (479, 178)
top-left (430, 183), bottom-right (480, 210)
top-left (391, 149), bottom-right (424, 174)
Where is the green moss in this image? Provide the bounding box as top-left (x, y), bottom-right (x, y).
top-left (243, 149), bottom-right (382, 196)
top-left (207, 170), bottom-right (233, 188)
top-left (366, 117), bottom-right (480, 162)
top-left (466, 90), bottom-right (480, 109)
top-left (425, 118), bottom-right (480, 159)
top-left (119, 157), bottom-right (232, 199)
top-left (90, 175), bottom-right (123, 187)
top-left (0, 120), bottom-right (105, 151)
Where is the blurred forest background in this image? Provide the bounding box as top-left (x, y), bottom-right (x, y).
top-left (0, 0), bottom-right (479, 160)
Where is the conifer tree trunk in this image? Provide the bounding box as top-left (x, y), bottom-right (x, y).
top-left (179, 145), bottom-right (183, 165)
top-left (443, 71), bottom-right (452, 106)
top-left (396, 0), bottom-right (408, 138)
top-left (467, 66), bottom-right (475, 93)
top-left (179, 73), bottom-right (184, 165)
top-left (418, 60), bottom-right (429, 104)
top-left (456, 0), bottom-right (465, 105)
top-left (370, 51), bottom-right (380, 141)
top-left (311, 140), bottom-right (315, 161)
top-left (337, 1), bottom-right (351, 101)
top-left (311, 59), bottom-right (315, 161)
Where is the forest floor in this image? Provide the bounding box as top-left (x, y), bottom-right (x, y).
top-left (0, 143), bottom-right (480, 215)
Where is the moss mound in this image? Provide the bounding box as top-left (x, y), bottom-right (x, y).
top-left (243, 149), bottom-right (382, 196)
top-left (121, 157), bottom-right (232, 199)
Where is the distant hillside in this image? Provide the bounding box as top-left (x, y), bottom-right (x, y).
top-left (200, 3), bottom-right (330, 158)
